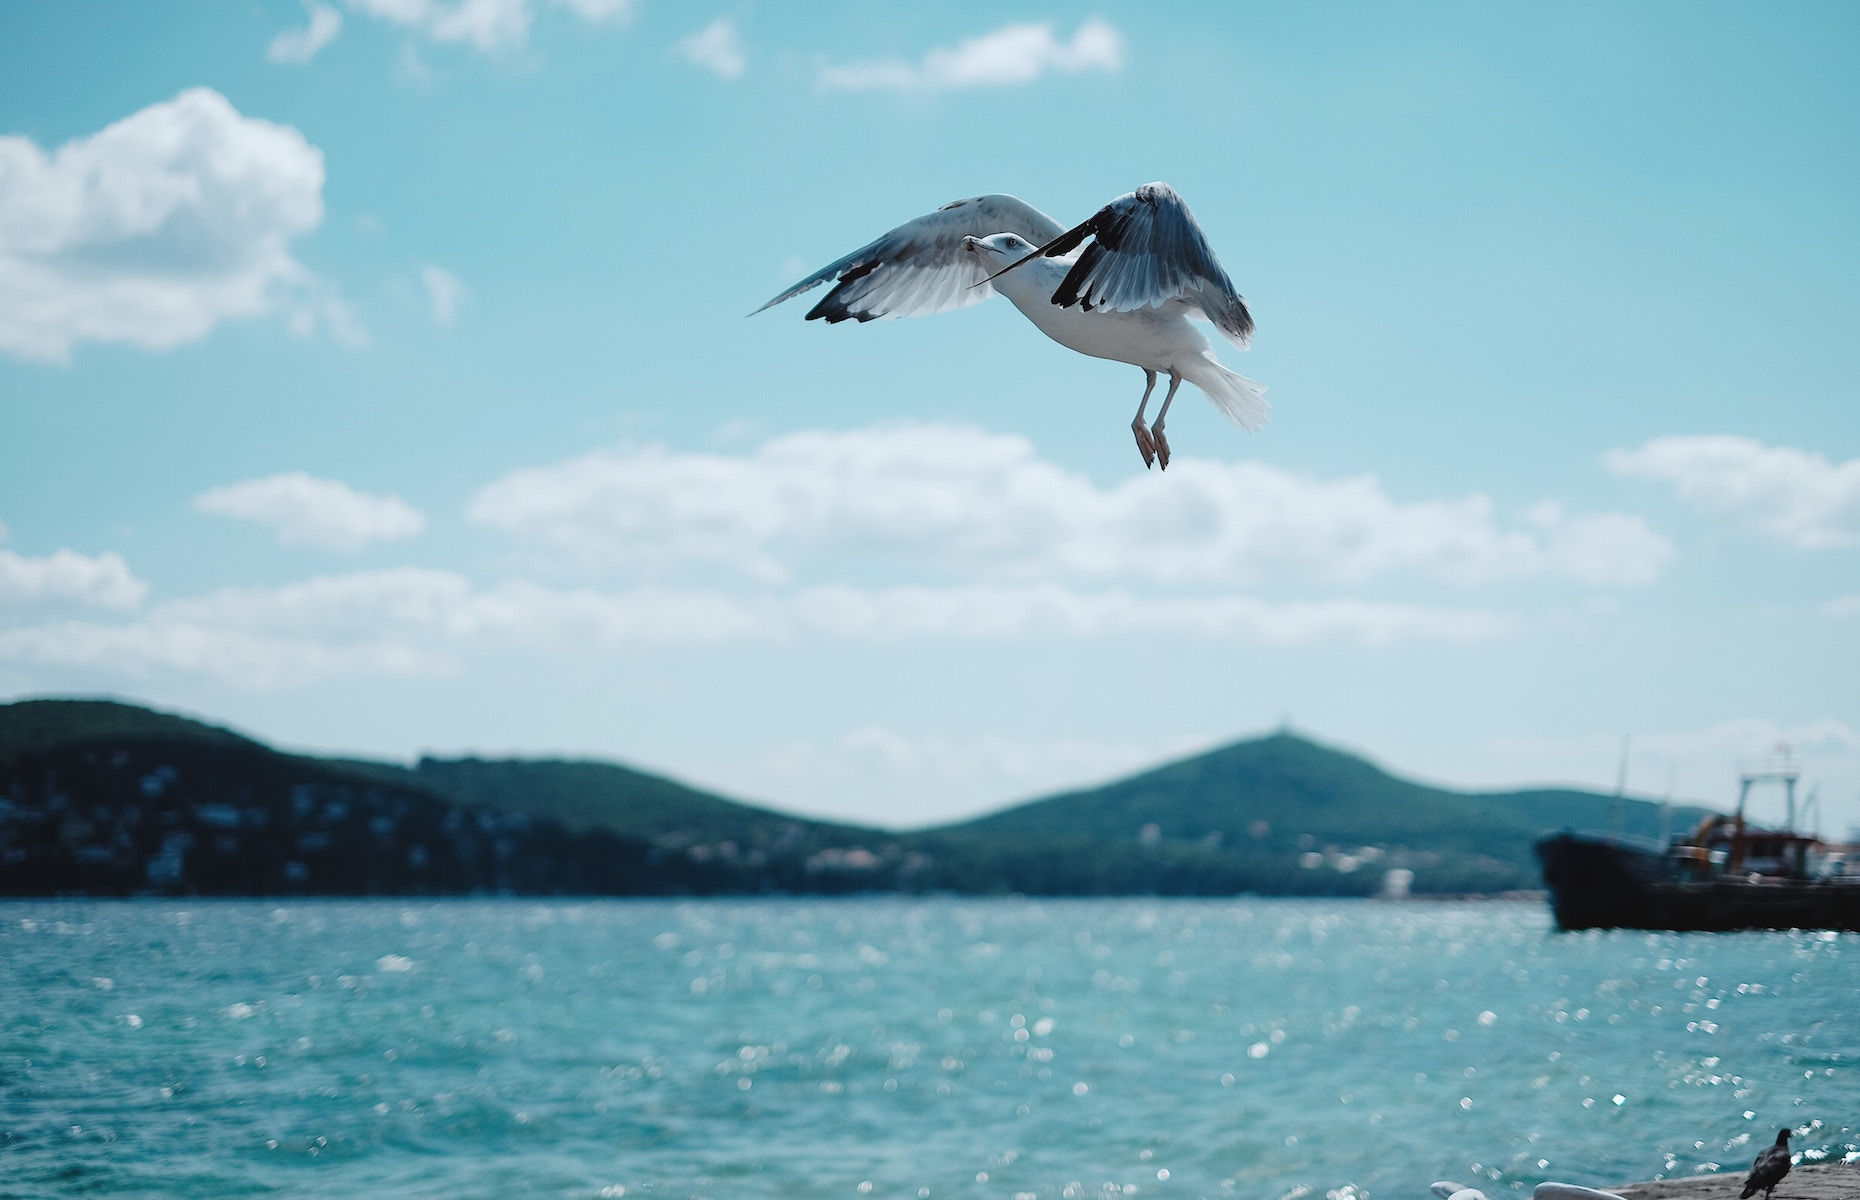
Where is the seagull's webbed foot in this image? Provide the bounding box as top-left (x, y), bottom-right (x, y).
top-left (1132, 418), bottom-right (1157, 469)
top-left (1152, 423), bottom-right (1171, 470)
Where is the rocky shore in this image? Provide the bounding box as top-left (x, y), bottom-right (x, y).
top-left (1613, 1163), bottom-right (1857, 1200)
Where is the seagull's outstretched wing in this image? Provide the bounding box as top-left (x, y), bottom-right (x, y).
top-left (1006, 182), bottom-right (1254, 348)
top-left (754, 194), bottom-right (1065, 322)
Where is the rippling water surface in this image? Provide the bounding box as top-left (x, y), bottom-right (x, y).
top-left (2, 898), bottom-right (1856, 1200)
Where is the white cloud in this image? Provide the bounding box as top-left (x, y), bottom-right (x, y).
top-left (269, 1), bottom-right (344, 63)
top-left (0, 569), bottom-right (1522, 688)
top-left (773, 586), bottom-right (1520, 645)
top-left (193, 472), bottom-right (426, 551)
top-left (0, 549), bottom-right (148, 610)
top-left (819, 18), bottom-right (1123, 93)
top-left (165, 575), bottom-right (1517, 650)
top-left (0, 89), bottom-right (332, 364)
top-left (1605, 434), bottom-right (1860, 550)
top-left (345, 0), bottom-right (633, 53)
top-left (468, 425), bottom-right (1671, 588)
top-left (286, 283), bottom-right (370, 348)
top-left (0, 567), bottom-right (512, 687)
top-left (350, 0), bottom-right (529, 50)
top-left (0, 617), bottom-right (445, 689)
top-left (545, 0), bottom-right (633, 22)
top-left (678, 17), bottom-right (746, 79)
top-left (1824, 594), bottom-right (1860, 618)
top-left (420, 264), bottom-right (466, 326)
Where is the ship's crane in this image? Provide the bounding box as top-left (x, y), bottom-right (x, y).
top-left (1730, 744), bottom-right (1801, 873)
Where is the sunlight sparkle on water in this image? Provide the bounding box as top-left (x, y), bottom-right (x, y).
top-left (1, 899), bottom-right (1856, 1200)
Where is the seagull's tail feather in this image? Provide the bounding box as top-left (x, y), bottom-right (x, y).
top-left (1181, 352), bottom-right (1269, 432)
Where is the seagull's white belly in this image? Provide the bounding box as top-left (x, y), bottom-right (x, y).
top-left (995, 267), bottom-right (1210, 373)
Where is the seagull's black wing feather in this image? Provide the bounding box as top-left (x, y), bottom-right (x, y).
top-left (1041, 182), bottom-right (1254, 348)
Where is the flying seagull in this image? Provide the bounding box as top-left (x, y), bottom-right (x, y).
top-left (1741, 1128), bottom-right (1792, 1200)
top-left (755, 183), bottom-right (1266, 470)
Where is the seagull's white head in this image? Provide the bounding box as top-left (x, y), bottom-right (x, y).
top-left (963, 232), bottom-right (1037, 261)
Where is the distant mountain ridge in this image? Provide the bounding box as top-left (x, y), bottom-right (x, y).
top-left (0, 698), bottom-right (263, 762)
top-left (0, 697), bottom-right (1712, 897)
top-left (0, 698), bottom-right (886, 897)
top-left (942, 731), bottom-right (1703, 894)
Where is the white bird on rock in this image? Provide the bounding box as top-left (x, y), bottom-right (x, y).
top-left (1432, 1182), bottom-right (1491, 1200)
top-left (754, 183), bottom-right (1266, 470)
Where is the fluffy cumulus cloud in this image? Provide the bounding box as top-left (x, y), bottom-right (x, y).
top-left (740, 586), bottom-right (1518, 645)
top-left (0, 549), bottom-right (148, 610)
top-left (678, 17), bottom-right (746, 79)
top-left (0, 568), bottom-right (494, 687)
top-left (4, 426), bottom-right (1683, 689)
top-left (268, 1), bottom-right (344, 63)
top-left (345, 0), bottom-right (633, 53)
top-left (819, 18), bottom-right (1122, 92)
top-left (0, 89), bottom-right (329, 363)
top-left (1605, 435), bottom-right (1860, 550)
top-left (468, 424), bottom-right (1671, 588)
top-left (193, 472), bottom-right (426, 552)
top-left (0, 569), bottom-right (1520, 688)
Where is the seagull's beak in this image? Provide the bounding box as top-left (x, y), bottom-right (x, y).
top-left (962, 236), bottom-right (983, 253)
top-left (977, 239), bottom-right (1056, 286)
top-left (977, 213), bottom-right (1097, 287)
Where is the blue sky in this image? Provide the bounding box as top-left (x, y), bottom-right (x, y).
top-left (2, 1), bottom-right (1856, 832)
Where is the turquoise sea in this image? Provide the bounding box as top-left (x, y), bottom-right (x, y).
top-left (1, 899), bottom-right (1856, 1200)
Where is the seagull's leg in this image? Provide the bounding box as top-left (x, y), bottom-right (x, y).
top-left (1150, 372), bottom-right (1184, 470)
top-left (1131, 370), bottom-right (1159, 469)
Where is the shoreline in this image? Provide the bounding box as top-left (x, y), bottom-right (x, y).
top-left (1612, 1163), bottom-right (1857, 1200)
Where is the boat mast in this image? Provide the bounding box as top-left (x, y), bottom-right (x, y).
top-left (1609, 734), bottom-right (1630, 832)
top-left (1732, 744), bottom-right (1801, 873)
top-left (1659, 761), bottom-right (1674, 846)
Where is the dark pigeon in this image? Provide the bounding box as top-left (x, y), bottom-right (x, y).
top-left (1740, 1128), bottom-right (1792, 1200)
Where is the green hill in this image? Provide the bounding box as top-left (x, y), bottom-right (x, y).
top-left (405, 756), bottom-right (881, 849)
top-left (0, 698), bottom-right (917, 896)
top-left (0, 697), bottom-right (261, 766)
top-left (0, 697), bottom-right (1714, 897)
top-left (937, 731), bottom-right (1709, 893)
top-left (0, 698), bottom-right (699, 896)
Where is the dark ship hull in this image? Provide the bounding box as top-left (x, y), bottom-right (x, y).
top-left (1536, 831), bottom-right (1860, 932)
